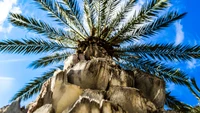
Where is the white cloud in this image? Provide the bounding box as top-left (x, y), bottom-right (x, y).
top-left (166, 83), bottom-right (175, 91)
top-left (0, 0), bottom-right (21, 33)
top-left (187, 59), bottom-right (197, 69)
top-left (175, 20), bottom-right (184, 45)
top-left (0, 24), bottom-right (13, 33)
top-left (0, 77), bottom-right (14, 80)
top-left (0, 59), bottom-right (27, 63)
top-left (10, 6), bottom-right (22, 14)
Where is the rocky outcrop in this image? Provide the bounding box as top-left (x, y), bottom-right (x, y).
top-left (0, 99), bottom-right (26, 113)
top-left (1, 53), bottom-right (167, 113)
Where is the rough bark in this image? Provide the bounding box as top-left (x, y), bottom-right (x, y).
top-left (1, 46), bottom-right (169, 113)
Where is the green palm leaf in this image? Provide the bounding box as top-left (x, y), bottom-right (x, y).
top-left (34, 0), bottom-right (86, 39)
top-left (115, 43), bottom-right (200, 61)
top-left (10, 65), bottom-right (63, 101)
top-left (62, 0), bottom-right (89, 36)
top-left (133, 11), bottom-right (187, 39)
top-left (105, 0), bottom-right (137, 40)
top-left (108, 0), bottom-right (169, 42)
top-left (111, 11), bottom-right (186, 44)
top-left (165, 92), bottom-right (192, 112)
top-left (0, 38), bottom-right (73, 54)
top-left (191, 78), bottom-right (200, 93)
top-left (103, 0), bottom-right (120, 27)
top-left (9, 13), bottom-right (74, 41)
top-left (29, 52), bottom-right (71, 69)
top-left (117, 57), bottom-right (189, 85)
top-left (84, 0), bottom-right (96, 35)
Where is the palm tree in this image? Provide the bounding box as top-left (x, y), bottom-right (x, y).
top-left (0, 0), bottom-right (199, 112)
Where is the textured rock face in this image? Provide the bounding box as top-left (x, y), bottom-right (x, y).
top-left (1, 53), bottom-right (167, 113)
top-left (134, 69), bottom-right (165, 109)
top-left (0, 99), bottom-right (26, 113)
top-left (33, 104), bottom-right (54, 113)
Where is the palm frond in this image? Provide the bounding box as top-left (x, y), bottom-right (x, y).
top-left (137, 0), bottom-right (169, 21)
top-left (133, 11), bottom-right (187, 39)
top-left (114, 43), bottom-right (200, 62)
top-left (62, 0), bottom-right (89, 36)
top-left (10, 65), bottom-right (63, 102)
top-left (109, 0), bottom-right (169, 42)
top-left (84, 0), bottom-right (96, 35)
top-left (117, 57), bottom-right (189, 86)
top-left (186, 82), bottom-right (200, 100)
top-left (191, 78), bottom-right (200, 93)
top-left (105, 0), bottom-right (137, 40)
top-left (0, 38), bottom-right (73, 55)
top-left (100, 0), bottom-right (109, 28)
top-left (34, 0), bottom-right (86, 39)
top-left (97, 0), bottom-right (102, 36)
top-left (117, 57), bottom-right (200, 100)
top-left (112, 11), bottom-right (186, 44)
top-left (165, 92), bottom-right (192, 112)
top-left (29, 52), bottom-right (71, 69)
top-left (9, 13), bottom-right (75, 41)
top-left (103, 0), bottom-right (120, 27)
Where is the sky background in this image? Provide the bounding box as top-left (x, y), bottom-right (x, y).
top-left (0, 0), bottom-right (200, 108)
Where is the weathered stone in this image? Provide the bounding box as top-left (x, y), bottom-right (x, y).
top-left (51, 70), bottom-right (83, 113)
top-left (82, 89), bottom-right (105, 102)
top-left (107, 86), bottom-right (157, 113)
top-left (67, 58), bottom-right (111, 90)
top-left (67, 58), bottom-right (134, 90)
top-left (33, 104), bottom-right (54, 113)
top-left (0, 99), bottom-right (25, 113)
top-left (68, 97), bottom-right (100, 113)
top-left (28, 73), bottom-right (54, 113)
top-left (134, 69), bottom-right (165, 109)
top-left (0, 53), bottom-right (169, 113)
top-left (101, 101), bottom-right (126, 113)
top-left (63, 54), bottom-right (79, 70)
top-left (110, 69), bottom-right (134, 87)
top-left (84, 44), bottom-right (108, 60)
top-left (164, 111), bottom-right (180, 113)
top-left (67, 96), bottom-right (126, 113)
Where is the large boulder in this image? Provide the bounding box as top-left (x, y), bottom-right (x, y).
top-left (1, 54), bottom-right (167, 113)
top-left (33, 104), bottom-right (54, 113)
top-left (134, 69), bottom-right (165, 109)
top-left (107, 86), bottom-right (157, 113)
top-left (0, 99), bottom-right (26, 113)
top-left (67, 58), bottom-right (134, 90)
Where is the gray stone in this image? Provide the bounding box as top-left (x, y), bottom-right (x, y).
top-left (134, 69), bottom-right (165, 109)
top-left (33, 104), bottom-right (54, 113)
top-left (0, 99), bottom-right (25, 113)
top-left (107, 86), bottom-right (157, 113)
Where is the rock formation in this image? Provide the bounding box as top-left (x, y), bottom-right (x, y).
top-left (1, 45), bottom-right (169, 113)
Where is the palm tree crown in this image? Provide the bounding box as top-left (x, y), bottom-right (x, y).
top-left (0, 0), bottom-right (199, 111)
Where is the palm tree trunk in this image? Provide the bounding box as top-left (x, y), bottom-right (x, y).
top-left (1, 45), bottom-right (167, 113)
top-left (25, 45), bottom-right (166, 113)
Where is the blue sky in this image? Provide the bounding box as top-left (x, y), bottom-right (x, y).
top-left (0, 0), bottom-right (199, 108)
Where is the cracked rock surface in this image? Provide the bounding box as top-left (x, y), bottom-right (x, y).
top-left (1, 52), bottom-right (169, 113)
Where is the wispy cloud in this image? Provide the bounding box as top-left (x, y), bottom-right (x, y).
top-left (187, 59), bottom-right (197, 69)
top-left (175, 20), bottom-right (184, 45)
top-left (0, 0), bottom-right (21, 33)
top-left (0, 59), bottom-right (27, 63)
top-left (166, 83), bottom-right (175, 91)
top-left (10, 6), bottom-right (22, 14)
top-left (0, 77), bottom-right (14, 80)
